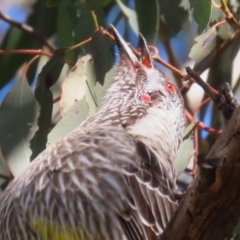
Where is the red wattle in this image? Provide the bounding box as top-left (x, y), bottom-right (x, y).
top-left (141, 95), bottom-right (152, 103)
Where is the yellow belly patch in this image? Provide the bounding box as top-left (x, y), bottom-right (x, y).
top-left (30, 218), bottom-right (89, 240)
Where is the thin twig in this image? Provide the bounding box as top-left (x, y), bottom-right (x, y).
top-left (185, 110), bottom-right (222, 134)
top-left (66, 37), bottom-right (92, 53)
top-left (205, 29), bottom-right (240, 71)
top-left (0, 49), bottom-right (74, 66)
top-left (0, 173), bottom-right (10, 181)
top-left (22, 55), bottom-right (40, 76)
top-left (53, 96), bottom-right (61, 104)
top-left (194, 97), bottom-right (211, 117)
top-left (91, 11), bottom-right (99, 30)
top-left (0, 49), bottom-right (52, 57)
top-left (161, 34), bottom-right (183, 87)
top-left (220, 0), bottom-right (240, 28)
top-left (186, 67), bottom-right (219, 101)
top-left (0, 11), bottom-right (55, 52)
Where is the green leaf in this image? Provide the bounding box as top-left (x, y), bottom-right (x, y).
top-left (60, 55), bottom-right (93, 116)
top-left (47, 97), bottom-right (90, 146)
top-left (183, 119), bottom-right (196, 140)
top-left (0, 148), bottom-right (11, 188)
top-left (49, 66), bottom-right (115, 145)
top-left (30, 49), bottom-right (66, 160)
top-left (189, 0), bottom-right (212, 31)
top-left (116, 0), bottom-right (139, 34)
top-left (0, 0), bottom-right (58, 89)
top-left (159, 0), bottom-right (190, 36)
top-left (90, 30), bottom-right (114, 85)
top-left (135, 0), bottom-right (159, 44)
top-left (85, 60), bottom-right (98, 105)
top-left (176, 121), bottom-right (196, 177)
top-left (94, 66), bottom-right (115, 109)
top-left (56, 1), bottom-right (75, 61)
top-left (217, 22), bottom-right (234, 40)
top-left (0, 28), bottom-right (31, 89)
top-left (84, 0), bottom-right (114, 9)
top-left (189, 26), bottom-right (217, 71)
top-left (47, 0), bottom-right (62, 7)
top-left (0, 76), bottom-right (38, 176)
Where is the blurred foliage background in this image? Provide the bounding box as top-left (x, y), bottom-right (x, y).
top-left (1, 2), bottom-right (240, 236)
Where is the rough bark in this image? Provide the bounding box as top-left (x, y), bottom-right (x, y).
top-left (161, 99), bottom-right (240, 240)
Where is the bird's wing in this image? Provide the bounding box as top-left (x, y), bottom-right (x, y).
top-left (119, 140), bottom-right (179, 240)
top-left (0, 127), bottom-right (178, 240)
top-left (0, 127), bottom-right (139, 240)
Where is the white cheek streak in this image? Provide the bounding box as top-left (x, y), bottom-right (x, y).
top-left (127, 108), bottom-right (169, 144)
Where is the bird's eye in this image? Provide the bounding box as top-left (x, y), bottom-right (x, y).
top-left (163, 82), bottom-right (175, 94)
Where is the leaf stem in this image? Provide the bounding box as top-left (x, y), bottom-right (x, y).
top-left (91, 11), bottom-right (99, 30)
top-left (0, 10), bottom-right (55, 51)
top-left (220, 0), bottom-right (240, 28)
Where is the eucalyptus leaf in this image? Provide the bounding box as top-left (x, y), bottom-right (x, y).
top-left (135, 0), bottom-right (159, 44)
top-left (159, 0), bottom-right (189, 36)
top-left (176, 138), bottom-right (195, 177)
top-left (176, 121), bottom-right (196, 177)
top-left (57, 1), bottom-right (75, 61)
top-left (30, 49), bottom-right (66, 160)
top-left (189, 26), bottom-right (217, 71)
top-left (90, 30), bottom-right (114, 85)
top-left (116, 0), bottom-right (139, 34)
top-left (189, 0), bottom-right (212, 31)
top-left (0, 76), bottom-right (38, 176)
top-left (47, 0), bottom-right (62, 7)
top-left (60, 55), bottom-right (92, 117)
top-left (47, 97), bottom-right (90, 146)
top-left (49, 66), bottom-right (115, 145)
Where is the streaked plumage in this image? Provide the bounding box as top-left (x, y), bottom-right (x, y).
top-left (0, 25), bottom-right (185, 240)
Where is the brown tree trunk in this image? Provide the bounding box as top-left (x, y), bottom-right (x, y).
top-left (162, 105), bottom-right (240, 240)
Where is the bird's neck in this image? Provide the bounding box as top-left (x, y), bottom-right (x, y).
top-left (126, 107), bottom-right (182, 178)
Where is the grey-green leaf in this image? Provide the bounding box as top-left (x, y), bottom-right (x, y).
top-left (116, 0), bottom-right (139, 34)
top-left (30, 49), bottom-right (66, 160)
top-left (189, 0), bottom-right (212, 31)
top-left (90, 30), bottom-right (114, 85)
top-left (0, 76), bottom-right (38, 176)
top-left (176, 121), bottom-right (196, 176)
top-left (135, 0), bottom-right (159, 44)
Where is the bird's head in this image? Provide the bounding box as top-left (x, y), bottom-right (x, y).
top-left (101, 26), bottom-right (185, 129)
top-left (83, 26), bottom-right (185, 154)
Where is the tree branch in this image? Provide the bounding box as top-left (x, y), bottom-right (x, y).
top-left (0, 11), bottom-right (55, 52)
top-left (162, 83), bottom-right (240, 240)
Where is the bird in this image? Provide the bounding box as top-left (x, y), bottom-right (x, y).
top-left (0, 25), bottom-right (185, 240)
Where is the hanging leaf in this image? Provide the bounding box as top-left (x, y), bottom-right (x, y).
top-left (0, 147), bottom-right (11, 190)
top-left (159, 0), bottom-right (190, 36)
top-left (0, 76), bottom-right (38, 177)
top-left (189, 26), bottom-right (217, 71)
top-left (49, 66), bottom-right (115, 145)
top-left (189, 0), bottom-right (212, 31)
top-left (60, 55), bottom-right (95, 116)
top-left (56, 1), bottom-right (75, 61)
top-left (135, 0), bottom-right (159, 44)
top-left (116, 0), bottom-right (139, 34)
top-left (0, 0), bottom-right (57, 89)
top-left (94, 65), bottom-right (115, 109)
top-left (90, 30), bottom-right (114, 85)
top-left (30, 49), bottom-right (66, 160)
top-left (47, 0), bottom-right (62, 7)
top-left (176, 121), bottom-right (196, 177)
top-left (47, 97), bottom-right (90, 146)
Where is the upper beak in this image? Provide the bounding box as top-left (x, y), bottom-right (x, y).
top-left (138, 33), bottom-right (154, 69)
top-left (110, 24), bottom-right (138, 65)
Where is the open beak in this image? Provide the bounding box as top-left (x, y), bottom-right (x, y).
top-left (138, 33), bottom-right (154, 69)
top-left (110, 25), bottom-right (138, 65)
